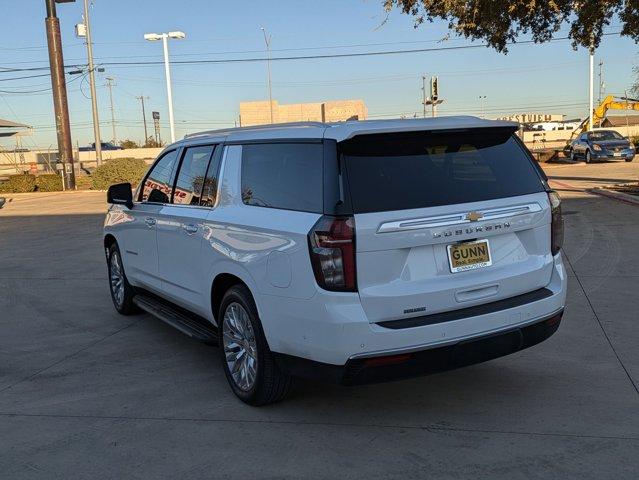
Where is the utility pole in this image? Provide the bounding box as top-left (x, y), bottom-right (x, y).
top-left (421, 75), bottom-right (427, 118)
top-left (105, 77), bottom-right (116, 145)
top-left (261, 27), bottom-right (274, 124)
top-left (45, 0), bottom-right (75, 189)
top-left (136, 95), bottom-right (149, 145)
top-left (82, 0), bottom-right (102, 166)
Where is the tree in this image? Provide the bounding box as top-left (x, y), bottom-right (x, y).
top-left (119, 139), bottom-right (139, 149)
top-left (632, 67), bottom-right (639, 97)
top-left (143, 137), bottom-right (164, 148)
top-left (383, 1), bottom-right (638, 52)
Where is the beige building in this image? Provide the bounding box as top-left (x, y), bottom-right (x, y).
top-left (240, 99), bottom-right (368, 126)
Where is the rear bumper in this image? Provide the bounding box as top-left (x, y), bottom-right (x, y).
top-left (274, 309), bottom-right (563, 385)
top-left (260, 253), bottom-right (567, 365)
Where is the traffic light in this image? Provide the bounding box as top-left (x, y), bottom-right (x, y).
top-left (431, 76), bottom-right (439, 101)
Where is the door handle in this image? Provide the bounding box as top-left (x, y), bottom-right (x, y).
top-left (144, 217), bottom-right (156, 227)
top-left (183, 224), bottom-right (198, 234)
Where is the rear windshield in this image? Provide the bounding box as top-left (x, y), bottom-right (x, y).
top-left (340, 128), bottom-right (544, 214)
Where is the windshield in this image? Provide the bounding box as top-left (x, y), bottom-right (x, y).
top-left (589, 131), bottom-right (624, 141)
top-left (340, 128), bottom-right (545, 214)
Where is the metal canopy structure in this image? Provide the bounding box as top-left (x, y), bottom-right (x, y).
top-left (0, 119), bottom-right (30, 138)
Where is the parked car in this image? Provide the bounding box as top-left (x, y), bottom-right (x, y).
top-left (79, 142), bottom-right (123, 152)
top-left (569, 130), bottom-right (635, 163)
top-left (104, 118), bottom-right (567, 405)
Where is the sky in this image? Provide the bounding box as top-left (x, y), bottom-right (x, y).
top-left (0, 0), bottom-right (637, 148)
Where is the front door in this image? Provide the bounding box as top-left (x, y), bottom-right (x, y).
top-left (126, 148), bottom-right (181, 291)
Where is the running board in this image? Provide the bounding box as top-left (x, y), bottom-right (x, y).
top-left (133, 294), bottom-right (218, 344)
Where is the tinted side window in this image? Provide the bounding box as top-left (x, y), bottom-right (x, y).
top-left (241, 143), bottom-right (323, 213)
top-left (141, 149), bottom-right (179, 202)
top-left (200, 148), bottom-right (222, 208)
top-left (172, 145), bottom-right (215, 205)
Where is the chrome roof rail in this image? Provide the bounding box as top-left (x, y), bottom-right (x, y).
top-left (184, 121), bottom-right (328, 139)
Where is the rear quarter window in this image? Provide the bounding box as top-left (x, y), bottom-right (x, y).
top-left (241, 143), bottom-right (323, 213)
top-left (340, 129), bottom-right (544, 213)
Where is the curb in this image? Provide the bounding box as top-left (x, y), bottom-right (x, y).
top-left (588, 187), bottom-right (639, 206)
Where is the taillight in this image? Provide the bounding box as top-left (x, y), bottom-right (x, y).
top-left (308, 215), bottom-right (356, 292)
top-left (548, 190), bottom-right (564, 255)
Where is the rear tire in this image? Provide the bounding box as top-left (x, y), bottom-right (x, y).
top-left (107, 242), bottom-right (139, 315)
top-left (219, 285), bottom-right (293, 406)
top-left (626, 157), bottom-right (634, 162)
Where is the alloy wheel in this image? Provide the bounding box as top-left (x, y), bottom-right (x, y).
top-left (109, 251), bottom-right (125, 308)
top-left (222, 302), bottom-right (258, 391)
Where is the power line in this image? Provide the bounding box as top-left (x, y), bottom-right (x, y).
top-left (0, 31), bottom-right (623, 73)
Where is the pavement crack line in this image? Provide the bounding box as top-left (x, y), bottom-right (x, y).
top-left (563, 251), bottom-right (639, 397)
top-left (0, 321), bottom-right (137, 394)
top-left (0, 411), bottom-right (637, 442)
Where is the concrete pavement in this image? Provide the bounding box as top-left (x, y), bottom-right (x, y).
top-left (1, 175), bottom-right (638, 479)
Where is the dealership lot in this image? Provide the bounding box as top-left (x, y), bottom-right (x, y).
top-left (1, 162), bottom-right (638, 479)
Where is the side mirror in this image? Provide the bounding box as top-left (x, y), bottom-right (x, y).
top-left (107, 183), bottom-right (133, 209)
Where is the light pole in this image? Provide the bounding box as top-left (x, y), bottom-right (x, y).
top-left (479, 95), bottom-right (487, 119)
top-left (144, 31), bottom-right (185, 143)
top-left (105, 77), bottom-right (116, 145)
top-left (588, 45), bottom-right (594, 131)
top-left (261, 27), bottom-right (274, 124)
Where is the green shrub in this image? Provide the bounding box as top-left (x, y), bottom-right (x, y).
top-left (91, 157), bottom-right (149, 190)
top-left (0, 174), bottom-right (37, 193)
top-left (74, 175), bottom-right (93, 190)
top-left (35, 174), bottom-right (63, 192)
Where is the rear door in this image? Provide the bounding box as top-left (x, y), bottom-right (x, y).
top-left (156, 144), bottom-right (221, 313)
top-left (340, 128), bottom-right (552, 324)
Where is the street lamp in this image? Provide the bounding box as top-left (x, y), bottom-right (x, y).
top-left (478, 95), bottom-right (487, 119)
top-left (144, 31), bottom-right (186, 143)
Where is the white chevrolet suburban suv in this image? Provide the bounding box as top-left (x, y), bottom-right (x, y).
top-left (104, 117), bottom-right (567, 405)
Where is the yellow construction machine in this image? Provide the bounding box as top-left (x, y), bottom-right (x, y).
top-left (568, 95), bottom-right (639, 143)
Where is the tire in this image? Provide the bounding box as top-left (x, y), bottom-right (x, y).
top-left (569, 148), bottom-right (576, 161)
top-left (219, 285), bottom-right (293, 406)
top-left (626, 157), bottom-right (634, 163)
top-left (107, 242), bottom-right (139, 315)
top-left (585, 149), bottom-right (592, 164)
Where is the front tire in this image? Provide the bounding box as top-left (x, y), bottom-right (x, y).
top-left (107, 242), bottom-right (138, 315)
top-left (219, 285), bottom-right (293, 405)
top-left (585, 149), bottom-right (592, 164)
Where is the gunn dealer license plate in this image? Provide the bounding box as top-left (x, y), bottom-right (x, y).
top-left (447, 239), bottom-right (492, 273)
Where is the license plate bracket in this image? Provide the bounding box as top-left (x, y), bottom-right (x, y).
top-left (447, 239), bottom-right (492, 273)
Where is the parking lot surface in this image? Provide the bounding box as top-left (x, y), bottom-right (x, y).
top-left (1, 162), bottom-right (638, 479)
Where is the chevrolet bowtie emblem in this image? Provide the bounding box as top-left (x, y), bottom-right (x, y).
top-left (466, 211), bottom-right (483, 222)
